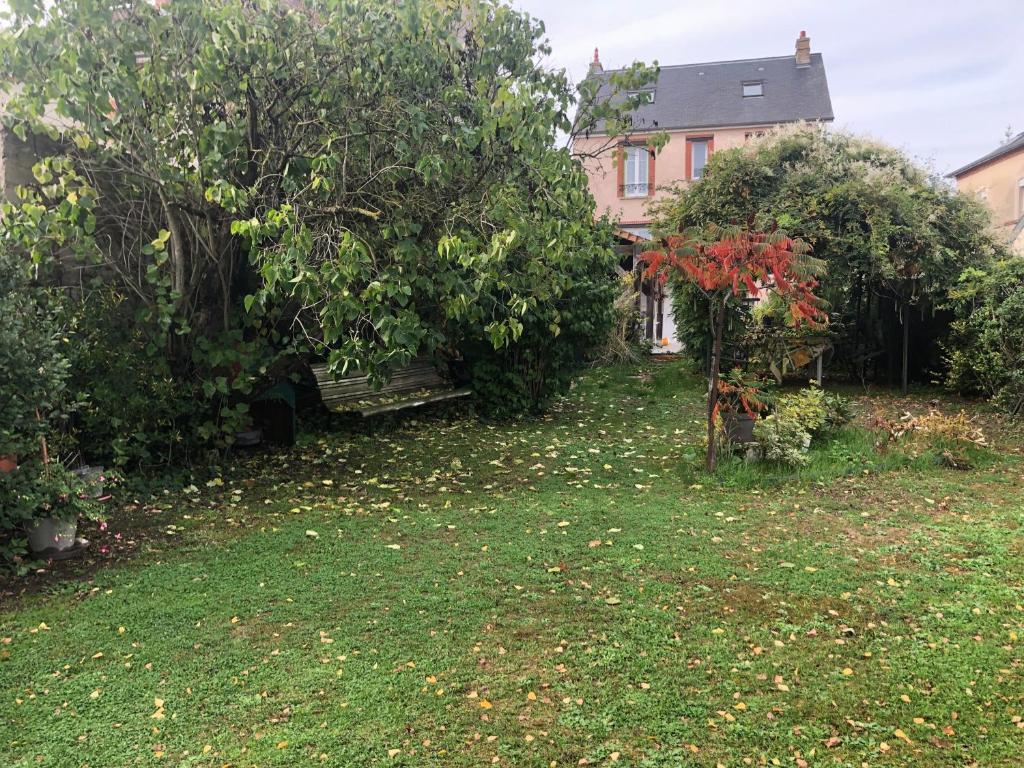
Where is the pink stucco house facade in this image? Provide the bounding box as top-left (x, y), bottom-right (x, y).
top-left (573, 33), bottom-right (833, 351)
top-left (948, 132), bottom-right (1024, 254)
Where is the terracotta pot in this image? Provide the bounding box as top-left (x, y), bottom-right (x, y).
top-left (0, 454), bottom-right (16, 474)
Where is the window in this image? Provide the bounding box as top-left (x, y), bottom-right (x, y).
top-left (622, 146), bottom-right (649, 197)
top-left (742, 81), bottom-right (763, 98)
top-left (687, 138), bottom-right (711, 180)
top-left (1018, 178), bottom-right (1024, 217)
top-left (745, 130), bottom-right (767, 141)
top-left (627, 89), bottom-right (655, 104)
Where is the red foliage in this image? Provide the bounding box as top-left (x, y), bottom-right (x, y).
top-left (637, 226), bottom-right (826, 328)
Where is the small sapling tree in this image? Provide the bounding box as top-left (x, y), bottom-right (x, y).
top-left (639, 224), bottom-right (825, 471)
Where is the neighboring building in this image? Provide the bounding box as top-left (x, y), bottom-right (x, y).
top-left (948, 132), bottom-right (1024, 254)
top-left (573, 32), bottom-right (833, 351)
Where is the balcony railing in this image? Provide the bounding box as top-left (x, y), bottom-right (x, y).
top-left (619, 182), bottom-right (649, 198)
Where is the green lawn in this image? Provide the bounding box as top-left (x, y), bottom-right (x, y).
top-left (2, 362), bottom-right (1023, 767)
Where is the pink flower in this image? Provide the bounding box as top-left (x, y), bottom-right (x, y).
top-left (99, 521), bottom-right (108, 531)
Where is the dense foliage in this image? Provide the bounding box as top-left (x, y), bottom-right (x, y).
top-left (945, 259), bottom-right (1024, 415)
top-left (650, 127), bottom-right (1004, 387)
top-left (0, 249), bottom-right (72, 458)
top-left (0, 0), bottom-right (648, 463)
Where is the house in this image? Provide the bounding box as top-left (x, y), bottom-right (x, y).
top-left (948, 132), bottom-right (1024, 254)
top-left (573, 32), bottom-right (834, 351)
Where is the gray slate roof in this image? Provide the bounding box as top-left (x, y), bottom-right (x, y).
top-left (948, 132), bottom-right (1024, 178)
top-left (591, 53), bottom-right (833, 133)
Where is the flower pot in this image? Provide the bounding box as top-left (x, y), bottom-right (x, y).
top-left (0, 454), bottom-right (16, 474)
top-left (27, 516), bottom-right (79, 553)
top-left (72, 465), bottom-right (105, 498)
top-left (723, 412), bottom-right (757, 444)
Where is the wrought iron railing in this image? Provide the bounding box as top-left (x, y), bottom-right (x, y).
top-left (618, 182), bottom-right (649, 197)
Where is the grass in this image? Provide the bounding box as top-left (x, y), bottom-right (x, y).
top-left (2, 361), bottom-right (1023, 767)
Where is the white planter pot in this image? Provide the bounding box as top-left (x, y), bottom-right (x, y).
top-left (27, 516), bottom-right (78, 553)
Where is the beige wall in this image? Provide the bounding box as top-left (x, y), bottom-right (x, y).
top-left (954, 147), bottom-right (1024, 252)
top-left (574, 126), bottom-right (766, 226)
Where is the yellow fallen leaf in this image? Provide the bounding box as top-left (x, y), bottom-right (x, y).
top-left (89, 689), bottom-right (101, 699)
top-left (527, 691), bottom-right (537, 701)
top-left (276, 740), bottom-right (288, 749)
top-left (479, 699), bottom-right (493, 709)
top-left (894, 728), bottom-right (913, 744)
top-left (841, 667), bottom-right (854, 676)
top-left (388, 748), bottom-right (401, 758)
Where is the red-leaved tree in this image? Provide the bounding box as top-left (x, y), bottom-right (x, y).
top-left (639, 224), bottom-right (826, 471)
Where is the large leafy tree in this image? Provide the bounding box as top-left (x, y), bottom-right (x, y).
top-left (0, 0), bottom-right (655, 459)
top-left (650, 127), bottom-right (1002, 391)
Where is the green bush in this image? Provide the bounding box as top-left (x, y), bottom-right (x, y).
top-left (462, 240), bottom-right (617, 418)
top-left (754, 414), bottom-right (811, 467)
top-left (753, 385), bottom-right (851, 466)
top-left (945, 260), bottom-right (1024, 416)
top-left (774, 385), bottom-right (827, 433)
top-left (0, 248), bottom-right (73, 457)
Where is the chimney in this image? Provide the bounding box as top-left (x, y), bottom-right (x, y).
top-left (795, 30), bottom-right (811, 66)
top-left (588, 47), bottom-right (603, 76)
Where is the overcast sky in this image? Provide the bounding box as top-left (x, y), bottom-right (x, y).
top-left (512, 0), bottom-right (1024, 175)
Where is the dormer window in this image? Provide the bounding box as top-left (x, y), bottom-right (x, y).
top-left (742, 81), bottom-right (763, 98)
top-left (627, 89), bottom-right (656, 104)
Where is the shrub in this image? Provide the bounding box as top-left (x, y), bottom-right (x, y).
top-left (751, 384), bottom-right (851, 466)
top-left (822, 391), bottom-right (854, 430)
top-left (945, 261), bottom-right (1024, 416)
top-left (462, 241), bottom-right (618, 418)
top-left (591, 273), bottom-right (646, 366)
top-left (755, 414), bottom-right (811, 467)
top-left (0, 248), bottom-right (74, 457)
top-left (774, 385), bottom-right (827, 434)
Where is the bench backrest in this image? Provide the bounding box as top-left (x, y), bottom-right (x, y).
top-left (311, 357), bottom-right (448, 408)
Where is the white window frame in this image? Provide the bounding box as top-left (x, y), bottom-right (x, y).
top-left (689, 139), bottom-right (710, 180)
top-left (623, 146), bottom-right (649, 197)
top-left (1018, 178), bottom-right (1024, 217)
top-left (742, 81), bottom-right (763, 98)
top-left (626, 89), bottom-right (655, 104)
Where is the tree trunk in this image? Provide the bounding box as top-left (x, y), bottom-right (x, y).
top-left (706, 299), bottom-right (726, 472)
top-left (901, 302), bottom-right (910, 395)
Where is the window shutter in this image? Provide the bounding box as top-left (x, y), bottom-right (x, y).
top-left (616, 146), bottom-right (625, 199)
top-left (647, 145), bottom-right (656, 197)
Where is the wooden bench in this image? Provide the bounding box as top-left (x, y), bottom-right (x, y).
top-left (311, 357), bottom-right (472, 417)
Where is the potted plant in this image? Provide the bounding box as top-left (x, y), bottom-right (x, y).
top-left (716, 368), bottom-right (769, 444)
top-left (21, 461), bottom-right (104, 556)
